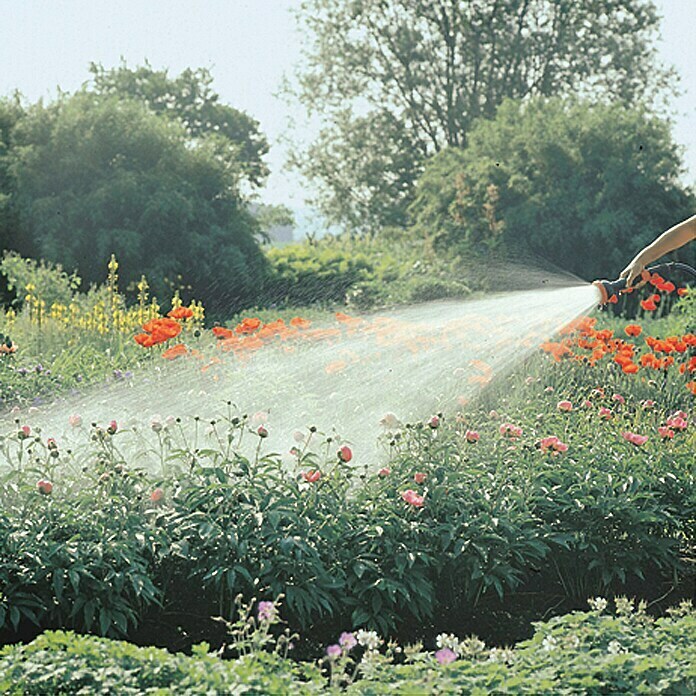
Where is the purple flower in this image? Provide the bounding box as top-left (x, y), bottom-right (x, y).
top-left (257, 600), bottom-right (277, 623)
top-left (339, 631), bottom-right (357, 651)
top-left (435, 648), bottom-right (457, 665)
top-left (326, 644), bottom-right (342, 660)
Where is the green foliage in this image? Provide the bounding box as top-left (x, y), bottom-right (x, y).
top-left (88, 61), bottom-right (269, 188)
top-left (263, 233), bottom-right (471, 310)
top-left (0, 355), bottom-right (692, 645)
top-left (8, 91), bottom-right (268, 314)
top-left (410, 98), bottom-right (695, 281)
top-left (1, 602), bottom-right (694, 694)
top-left (290, 0), bottom-right (674, 230)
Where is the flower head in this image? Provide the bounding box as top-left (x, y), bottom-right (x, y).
top-left (337, 445), bottom-right (353, 463)
top-left (499, 423), bottom-right (523, 439)
top-left (37, 479), bottom-right (53, 495)
top-left (356, 629), bottom-right (382, 650)
top-left (622, 431), bottom-right (648, 446)
top-left (658, 426), bottom-right (675, 440)
top-left (465, 430), bottom-right (480, 443)
top-left (302, 469), bottom-right (321, 483)
top-left (150, 487), bottom-right (164, 503)
top-left (539, 436), bottom-right (568, 454)
top-left (428, 415), bottom-right (440, 429)
top-left (414, 472), bottom-right (426, 484)
top-left (339, 631), bottom-right (357, 651)
top-left (326, 644), bottom-right (342, 660)
top-left (68, 414), bottom-right (82, 428)
top-left (378, 467), bottom-right (390, 477)
top-left (557, 400), bottom-right (573, 412)
top-left (401, 489), bottom-right (424, 508)
top-left (435, 648), bottom-right (457, 665)
top-left (257, 600), bottom-right (278, 623)
top-left (598, 407), bottom-right (613, 420)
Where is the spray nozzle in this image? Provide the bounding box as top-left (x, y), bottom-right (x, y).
top-left (593, 262), bottom-right (696, 306)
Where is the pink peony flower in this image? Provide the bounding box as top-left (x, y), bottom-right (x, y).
top-left (378, 467), bottom-right (391, 477)
top-left (257, 425), bottom-right (268, 438)
top-left (582, 400), bottom-right (593, 409)
top-left (641, 400), bottom-right (656, 410)
top-left (150, 487), bottom-right (164, 503)
top-left (428, 415), bottom-right (440, 429)
top-left (337, 445), bottom-right (353, 462)
top-left (401, 489), bottom-right (424, 508)
top-left (19, 425), bottom-right (31, 439)
top-left (658, 426), bottom-right (675, 440)
top-left (465, 430), bottom-right (480, 443)
top-left (107, 420), bottom-right (118, 435)
top-left (37, 479), bottom-right (53, 495)
top-left (557, 400), bottom-right (573, 412)
top-left (612, 394), bottom-right (625, 405)
top-left (414, 472), bottom-right (426, 484)
top-left (435, 648), bottom-right (457, 665)
top-left (598, 407), bottom-right (613, 420)
top-left (302, 469), bottom-right (321, 483)
top-left (666, 415), bottom-right (688, 432)
top-left (539, 436), bottom-right (569, 454)
top-left (622, 431), bottom-right (648, 446)
top-left (499, 423), bottom-right (523, 438)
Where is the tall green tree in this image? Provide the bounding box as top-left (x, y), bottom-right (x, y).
top-left (409, 98), bottom-right (694, 280)
top-left (10, 92), bottom-right (267, 314)
top-left (289, 0), bottom-right (675, 231)
top-left (88, 62), bottom-right (269, 188)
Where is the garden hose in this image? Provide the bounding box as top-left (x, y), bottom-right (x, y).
top-left (593, 262), bottom-right (696, 305)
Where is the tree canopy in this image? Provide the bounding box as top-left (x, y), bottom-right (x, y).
top-left (409, 98), bottom-right (694, 281)
top-left (289, 0), bottom-right (675, 231)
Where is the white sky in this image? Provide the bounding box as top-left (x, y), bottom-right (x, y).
top-left (1, 0), bottom-right (695, 210)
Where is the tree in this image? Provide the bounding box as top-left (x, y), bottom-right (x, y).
top-left (88, 62), bottom-right (270, 189)
top-left (10, 92), bottom-right (268, 314)
top-left (409, 98), bottom-right (694, 280)
top-left (289, 0), bottom-right (675, 231)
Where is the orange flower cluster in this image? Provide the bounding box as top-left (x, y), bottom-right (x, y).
top-left (542, 316), bottom-right (696, 394)
top-left (134, 318), bottom-right (182, 347)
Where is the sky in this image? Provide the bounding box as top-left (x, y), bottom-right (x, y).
top-left (1, 0), bottom-right (695, 216)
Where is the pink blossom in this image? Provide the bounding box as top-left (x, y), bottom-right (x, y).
top-left (150, 487), bottom-right (164, 503)
top-left (598, 407), bottom-right (613, 420)
top-left (435, 648), bottom-right (457, 665)
top-left (257, 601), bottom-right (277, 623)
top-left (465, 430), bottom-right (480, 443)
top-left (658, 426), bottom-right (675, 440)
top-left (499, 423), bottom-right (523, 438)
top-left (544, 386), bottom-right (555, 393)
top-left (557, 400), bottom-right (573, 412)
top-left (666, 415), bottom-right (688, 432)
top-left (401, 489), bottom-right (424, 508)
top-left (612, 394), bottom-right (625, 405)
top-left (257, 425), bottom-right (269, 438)
top-left (302, 469), bottom-right (321, 483)
top-left (582, 400), bottom-right (593, 409)
top-left (337, 445), bottom-right (353, 462)
top-left (68, 414), bottom-right (82, 428)
top-left (19, 425), bottom-right (31, 439)
top-left (539, 436), bottom-right (569, 454)
top-left (414, 472), bottom-right (426, 484)
top-left (428, 415), bottom-right (440, 429)
top-left (378, 467), bottom-right (391, 477)
top-left (622, 431), bottom-right (648, 446)
top-left (37, 479), bottom-right (53, 495)
top-left (641, 400), bottom-right (655, 410)
top-left (326, 644), bottom-right (342, 660)
top-left (107, 420), bottom-right (118, 435)
top-left (339, 631), bottom-right (357, 650)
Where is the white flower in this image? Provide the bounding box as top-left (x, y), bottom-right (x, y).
top-left (435, 633), bottom-right (461, 655)
top-left (614, 597), bottom-right (634, 616)
top-left (565, 634), bottom-right (580, 649)
top-left (356, 629), bottom-right (382, 651)
top-left (607, 640), bottom-right (624, 654)
top-left (460, 636), bottom-right (486, 657)
top-left (588, 597), bottom-right (608, 613)
top-left (250, 410), bottom-right (269, 427)
top-left (541, 635), bottom-right (558, 652)
top-left (488, 647), bottom-right (515, 664)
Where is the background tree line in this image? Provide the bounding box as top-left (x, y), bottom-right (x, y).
top-left (1, 0), bottom-right (695, 315)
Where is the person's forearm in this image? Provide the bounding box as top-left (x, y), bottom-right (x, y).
top-left (636, 215), bottom-right (696, 265)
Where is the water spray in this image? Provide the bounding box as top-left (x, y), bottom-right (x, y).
top-left (593, 262), bottom-right (696, 305)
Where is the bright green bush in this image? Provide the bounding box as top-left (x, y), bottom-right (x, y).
top-left (1, 601), bottom-right (694, 694)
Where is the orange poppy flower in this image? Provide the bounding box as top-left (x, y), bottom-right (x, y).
top-left (640, 298), bottom-right (657, 311)
top-left (687, 381), bottom-right (696, 395)
top-left (162, 344), bottom-right (188, 360)
top-left (236, 317), bottom-right (262, 334)
top-left (677, 287), bottom-right (688, 297)
top-left (624, 324), bottom-right (642, 337)
top-left (134, 333), bottom-right (156, 347)
top-left (622, 363), bottom-right (639, 374)
top-left (212, 326), bottom-right (235, 339)
top-left (167, 306), bottom-right (194, 320)
top-left (290, 317), bottom-right (311, 329)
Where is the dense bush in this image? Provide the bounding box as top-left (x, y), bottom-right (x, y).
top-left (409, 98), bottom-right (695, 281)
top-left (0, 356), bottom-right (693, 649)
top-left (1, 601), bottom-right (694, 694)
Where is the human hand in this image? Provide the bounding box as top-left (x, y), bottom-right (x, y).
top-left (619, 255), bottom-right (647, 287)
